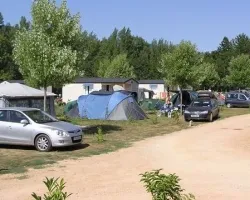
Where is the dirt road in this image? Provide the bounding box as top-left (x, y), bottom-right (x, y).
top-left (2, 115), bottom-right (250, 200)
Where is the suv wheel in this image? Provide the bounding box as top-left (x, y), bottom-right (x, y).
top-left (35, 134), bottom-right (52, 152)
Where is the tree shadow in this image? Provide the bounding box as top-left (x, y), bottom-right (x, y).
top-left (84, 125), bottom-right (122, 135)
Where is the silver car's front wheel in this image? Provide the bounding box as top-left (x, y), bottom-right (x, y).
top-left (35, 134), bottom-right (52, 152)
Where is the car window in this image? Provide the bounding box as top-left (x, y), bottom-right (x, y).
top-left (0, 110), bottom-right (8, 122)
top-left (9, 111), bottom-right (28, 123)
top-left (228, 93), bottom-right (238, 99)
top-left (239, 94), bottom-right (247, 100)
top-left (191, 100), bottom-right (211, 107)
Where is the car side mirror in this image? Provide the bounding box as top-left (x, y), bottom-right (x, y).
top-left (20, 119), bottom-right (29, 125)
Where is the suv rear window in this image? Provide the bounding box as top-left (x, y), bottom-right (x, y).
top-left (227, 93), bottom-right (238, 99)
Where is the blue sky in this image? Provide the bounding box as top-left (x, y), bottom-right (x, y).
top-left (1, 0), bottom-right (250, 51)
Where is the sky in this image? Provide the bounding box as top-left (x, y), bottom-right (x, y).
top-left (1, 0), bottom-right (250, 52)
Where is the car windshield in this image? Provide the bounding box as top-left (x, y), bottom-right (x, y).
top-left (23, 110), bottom-right (58, 124)
top-left (191, 100), bottom-right (211, 107)
top-left (244, 93), bottom-right (250, 97)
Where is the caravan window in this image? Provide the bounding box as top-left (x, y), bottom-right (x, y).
top-left (150, 84), bottom-right (158, 90)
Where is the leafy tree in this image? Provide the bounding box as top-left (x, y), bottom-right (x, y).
top-left (226, 54), bottom-right (250, 89)
top-left (13, 0), bottom-right (82, 111)
top-left (19, 16), bottom-right (30, 30)
top-left (0, 12), bottom-right (3, 26)
top-left (98, 54), bottom-right (135, 78)
top-left (232, 33), bottom-right (250, 55)
top-left (195, 62), bottom-right (219, 90)
top-left (159, 41), bottom-right (201, 113)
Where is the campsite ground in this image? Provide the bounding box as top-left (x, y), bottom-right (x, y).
top-left (0, 107), bottom-right (249, 175)
top-left (1, 109), bottom-right (250, 199)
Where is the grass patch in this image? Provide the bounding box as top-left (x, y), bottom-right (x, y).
top-left (0, 107), bottom-right (249, 175)
top-left (16, 174), bottom-right (29, 180)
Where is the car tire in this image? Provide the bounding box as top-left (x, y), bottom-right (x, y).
top-left (184, 118), bottom-right (190, 122)
top-left (208, 113), bottom-right (213, 122)
top-left (35, 134), bottom-right (52, 152)
top-left (226, 103), bottom-right (232, 108)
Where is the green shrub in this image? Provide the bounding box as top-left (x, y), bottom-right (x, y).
top-left (171, 110), bottom-right (180, 122)
top-left (96, 127), bottom-right (104, 143)
top-left (32, 177), bottom-right (71, 200)
top-left (151, 114), bottom-right (159, 124)
top-left (140, 169), bottom-right (195, 200)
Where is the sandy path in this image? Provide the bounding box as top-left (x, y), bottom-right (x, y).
top-left (2, 115), bottom-right (250, 200)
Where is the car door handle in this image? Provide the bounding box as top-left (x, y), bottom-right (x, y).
top-left (8, 126), bottom-right (12, 129)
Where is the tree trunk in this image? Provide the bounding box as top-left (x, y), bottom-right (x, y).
top-left (44, 87), bottom-right (47, 112)
top-left (179, 87), bottom-right (183, 115)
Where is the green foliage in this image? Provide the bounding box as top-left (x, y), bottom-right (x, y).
top-left (98, 54), bottom-right (135, 78)
top-left (13, 0), bottom-right (82, 88)
top-left (159, 40), bottom-right (201, 89)
top-left (96, 127), bottom-right (105, 143)
top-left (171, 110), bottom-right (180, 123)
top-left (32, 177), bottom-right (72, 200)
top-left (140, 169), bottom-right (195, 200)
top-left (151, 114), bottom-right (159, 124)
top-left (195, 62), bottom-right (220, 89)
top-left (226, 54), bottom-right (250, 89)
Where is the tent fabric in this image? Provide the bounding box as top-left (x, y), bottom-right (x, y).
top-left (64, 100), bottom-right (77, 114)
top-left (140, 99), bottom-right (165, 110)
top-left (0, 81), bottom-right (55, 97)
top-left (77, 91), bottom-right (147, 120)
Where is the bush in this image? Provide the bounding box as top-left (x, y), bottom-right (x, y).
top-left (96, 127), bottom-right (105, 143)
top-left (140, 169), bottom-right (195, 200)
top-left (32, 177), bottom-right (71, 200)
top-left (151, 114), bottom-right (159, 124)
top-left (171, 110), bottom-right (180, 122)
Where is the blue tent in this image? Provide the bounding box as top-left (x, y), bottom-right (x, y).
top-left (77, 91), bottom-right (147, 120)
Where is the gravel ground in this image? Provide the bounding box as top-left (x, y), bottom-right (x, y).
top-left (1, 115), bottom-right (250, 200)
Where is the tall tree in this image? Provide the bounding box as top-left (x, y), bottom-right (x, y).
top-left (195, 62), bottom-right (219, 90)
top-left (98, 54), bottom-right (135, 78)
top-left (13, 0), bottom-right (82, 111)
top-left (0, 12), bottom-right (3, 26)
top-left (226, 54), bottom-right (250, 90)
top-left (232, 33), bottom-right (250, 55)
top-left (159, 41), bottom-right (202, 113)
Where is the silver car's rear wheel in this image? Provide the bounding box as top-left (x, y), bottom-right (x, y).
top-left (35, 134), bottom-right (52, 152)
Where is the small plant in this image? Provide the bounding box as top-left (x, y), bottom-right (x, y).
top-left (140, 169), bottom-right (195, 200)
top-left (96, 127), bottom-right (105, 143)
top-left (151, 114), bottom-right (159, 124)
top-left (32, 177), bottom-right (72, 200)
top-left (171, 110), bottom-right (180, 122)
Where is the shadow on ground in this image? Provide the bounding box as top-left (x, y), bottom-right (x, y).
top-left (0, 143), bottom-right (90, 152)
top-left (84, 125), bottom-right (122, 134)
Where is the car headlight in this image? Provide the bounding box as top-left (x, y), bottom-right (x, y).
top-left (200, 111), bottom-right (208, 114)
top-left (52, 129), bottom-right (69, 137)
top-left (184, 110), bottom-right (190, 114)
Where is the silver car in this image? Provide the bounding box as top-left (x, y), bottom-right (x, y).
top-left (0, 107), bottom-right (83, 152)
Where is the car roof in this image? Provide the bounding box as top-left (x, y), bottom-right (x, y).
top-left (0, 107), bottom-right (40, 112)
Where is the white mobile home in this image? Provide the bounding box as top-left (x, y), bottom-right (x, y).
top-left (62, 78), bottom-right (139, 102)
top-left (138, 80), bottom-right (166, 99)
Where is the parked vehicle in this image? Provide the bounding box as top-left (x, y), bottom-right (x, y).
top-left (225, 92), bottom-right (250, 108)
top-left (0, 107), bottom-right (83, 152)
top-left (197, 91), bottom-right (217, 99)
top-left (184, 98), bottom-right (220, 122)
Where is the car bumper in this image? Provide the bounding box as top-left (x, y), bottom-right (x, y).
top-left (52, 135), bottom-right (83, 147)
top-left (184, 113), bottom-right (209, 121)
